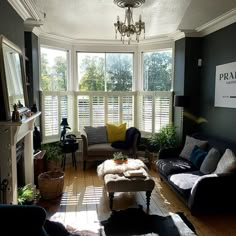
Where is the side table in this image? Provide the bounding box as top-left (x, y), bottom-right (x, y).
top-left (61, 141), bottom-right (79, 170)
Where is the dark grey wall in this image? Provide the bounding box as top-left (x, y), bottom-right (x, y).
top-left (199, 23), bottom-right (236, 142)
top-left (174, 37), bottom-right (202, 142)
top-left (0, 0), bottom-right (24, 120)
top-left (0, 0), bottom-right (24, 51)
top-left (25, 32), bottom-right (40, 108)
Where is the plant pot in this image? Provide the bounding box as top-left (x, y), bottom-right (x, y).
top-left (114, 159), bottom-right (128, 164)
top-left (38, 171), bottom-right (64, 200)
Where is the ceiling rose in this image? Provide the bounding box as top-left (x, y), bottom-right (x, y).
top-left (114, 0), bottom-right (145, 8)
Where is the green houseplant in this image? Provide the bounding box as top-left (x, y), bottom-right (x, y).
top-left (113, 152), bottom-right (128, 164)
top-left (41, 142), bottom-right (63, 171)
top-left (17, 184), bottom-right (35, 205)
top-left (147, 124), bottom-right (177, 169)
top-left (148, 124), bottom-right (177, 154)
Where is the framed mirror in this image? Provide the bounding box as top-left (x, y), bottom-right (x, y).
top-left (0, 35), bottom-right (29, 121)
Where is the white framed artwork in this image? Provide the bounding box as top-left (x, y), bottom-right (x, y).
top-left (215, 61), bottom-right (236, 108)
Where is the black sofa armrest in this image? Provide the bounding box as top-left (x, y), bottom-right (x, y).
top-left (0, 204), bottom-right (48, 235)
top-left (159, 147), bottom-right (183, 159)
top-left (188, 173), bottom-right (236, 215)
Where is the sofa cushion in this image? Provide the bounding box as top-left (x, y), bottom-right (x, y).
top-left (180, 135), bottom-right (208, 159)
top-left (157, 157), bottom-right (197, 177)
top-left (111, 127), bottom-right (141, 150)
top-left (106, 123), bottom-right (126, 143)
top-left (84, 126), bottom-right (107, 145)
top-left (189, 145), bottom-right (208, 169)
top-left (168, 171), bottom-right (203, 199)
top-left (200, 147), bottom-right (221, 174)
top-left (214, 149), bottom-right (236, 174)
top-left (88, 143), bottom-right (131, 156)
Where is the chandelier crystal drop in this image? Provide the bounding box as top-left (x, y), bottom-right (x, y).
top-left (114, 0), bottom-right (145, 44)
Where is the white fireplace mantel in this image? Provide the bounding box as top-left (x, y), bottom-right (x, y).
top-left (0, 112), bottom-right (41, 204)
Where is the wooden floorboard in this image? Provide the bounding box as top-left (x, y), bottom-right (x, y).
top-left (44, 161), bottom-right (236, 236)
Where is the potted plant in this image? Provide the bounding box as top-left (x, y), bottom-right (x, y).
top-left (17, 184), bottom-right (35, 205)
top-left (41, 142), bottom-right (63, 171)
top-left (147, 124), bottom-right (177, 168)
top-left (113, 152), bottom-right (128, 164)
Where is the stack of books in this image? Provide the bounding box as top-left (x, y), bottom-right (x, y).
top-left (123, 169), bottom-right (146, 178)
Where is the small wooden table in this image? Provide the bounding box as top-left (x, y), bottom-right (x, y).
top-left (61, 141), bottom-right (79, 170)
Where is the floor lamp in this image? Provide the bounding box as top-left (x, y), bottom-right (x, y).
top-left (174, 95), bottom-right (189, 143)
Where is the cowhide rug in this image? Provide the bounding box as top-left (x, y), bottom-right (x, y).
top-left (101, 205), bottom-right (196, 236)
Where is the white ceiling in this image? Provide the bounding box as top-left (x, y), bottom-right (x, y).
top-left (33, 0), bottom-right (236, 41)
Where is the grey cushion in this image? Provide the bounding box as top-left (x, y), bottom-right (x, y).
top-left (214, 149), bottom-right (236, 174)
top-left (84, 126), bottom-right (107, 145)
top-left (200, 147), bottom-right (221, 174)
top-left (180, 136), bottom-right (208, 159)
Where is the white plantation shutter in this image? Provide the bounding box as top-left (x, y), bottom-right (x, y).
top-left (43, 95), bottom-right (59, 137)
top-left (77, 95), bottom-right (90, 131)
top-left (107, 96), bottom-right (119, 124)
top-left (139, 95), bottom-right (153, 132)
top-left (155, 96), bottom-right (171, 132)
top-left (41, 91), bottom-right (173, 142)
top-left (122, 96), bottom-right (134, 128)
top-left (92, 96), bottom-right (105, 126)
top-left (60, 95), bottom-right (74, 130)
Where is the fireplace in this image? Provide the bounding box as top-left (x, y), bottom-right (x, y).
top-left (16, 139), bottom-right (25, 187)
top-left (0, 112), bottom-right (41, 204)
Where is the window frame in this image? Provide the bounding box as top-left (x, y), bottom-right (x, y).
top-left (40, 45), bottom-right (70, 92)
top-left (76, 51), bottom-right (134, 92)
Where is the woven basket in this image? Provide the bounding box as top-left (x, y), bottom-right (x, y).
top-left (38, 171), bottom-right (64, 200)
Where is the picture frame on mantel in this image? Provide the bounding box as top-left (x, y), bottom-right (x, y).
top-left (0, 34), bottom-right (29, 121)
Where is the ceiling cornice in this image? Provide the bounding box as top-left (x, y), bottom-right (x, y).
top-left (8, 0), bottom-right (42, 20)
top-left (38, 30), bottom-right (139, 46)
top-left (196, 8), bottom-right (236, 36)
top-left (8, 0), bottom-right (43, 31)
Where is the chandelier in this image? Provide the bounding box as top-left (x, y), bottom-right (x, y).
top-left (114, 0), bottom-right (145, 44)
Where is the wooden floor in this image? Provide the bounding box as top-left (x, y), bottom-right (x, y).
top-left (42, 161), bottom-right (236, 236)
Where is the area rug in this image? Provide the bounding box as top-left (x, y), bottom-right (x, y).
top-left (101, 205), bottom-right (197, 236)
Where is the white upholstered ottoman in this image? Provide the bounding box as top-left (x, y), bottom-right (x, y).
top-left (97, 159), bottom-right (155, 210)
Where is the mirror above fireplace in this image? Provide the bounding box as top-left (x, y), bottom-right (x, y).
top-left (0, 35), bottom-right (29, 121)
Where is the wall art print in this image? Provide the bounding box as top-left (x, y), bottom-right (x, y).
top-left (215, 61), bottom-right (236, 108)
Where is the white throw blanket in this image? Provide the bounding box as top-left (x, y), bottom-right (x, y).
top-left (97, 159), bottom-right (148, 178)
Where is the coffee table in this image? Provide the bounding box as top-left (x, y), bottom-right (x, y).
top-left (97, 159), bottom-right (155, 210)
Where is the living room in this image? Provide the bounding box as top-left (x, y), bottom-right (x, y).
top-left (0, 0), bottom-right (236, 235)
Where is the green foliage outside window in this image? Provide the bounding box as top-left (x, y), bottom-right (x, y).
top-left (143, 50), bottom-right (172, 91)
top-left (77, 52), bottom-right (133, 91)
top-left (40, 48), bottom-right (67, 91)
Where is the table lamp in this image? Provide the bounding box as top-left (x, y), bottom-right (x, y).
top-left (60, 118), bottom-right (71, 142)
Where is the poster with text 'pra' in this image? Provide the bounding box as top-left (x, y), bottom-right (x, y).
top-left (215, 61), bottom-right (236, 108)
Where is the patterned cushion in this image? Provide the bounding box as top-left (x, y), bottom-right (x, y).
top-left (180, 136), bottom-right (208, 159)
top-left (214, 149), bottom-right (236, 174)
top-left (200, 147), bottom-right (221, 174)
top-left (157, 158), bottom-right (197, 177)
top-left (84, 126), bottom-right (107, 145)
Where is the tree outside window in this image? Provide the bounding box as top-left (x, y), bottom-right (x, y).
top-left (143, 50), bottom-right (172, 91)
top-left (77, 52), bottom-right (133, 91)
top-left (40, 47), bottom-right (68, 91)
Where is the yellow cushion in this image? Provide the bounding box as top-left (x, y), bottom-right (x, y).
top-left (106, 123), bottom-right (127, 143)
